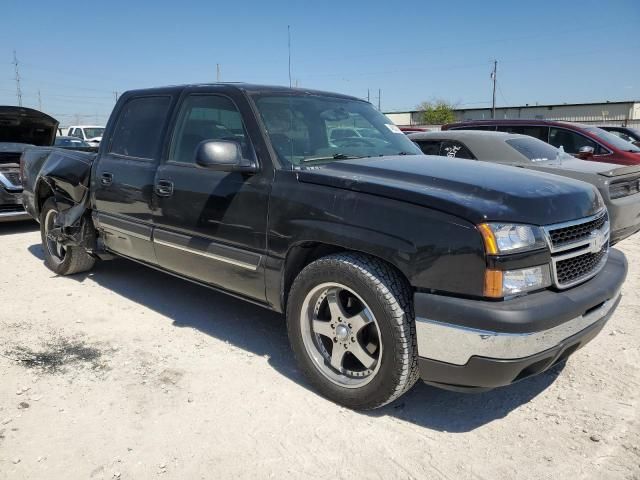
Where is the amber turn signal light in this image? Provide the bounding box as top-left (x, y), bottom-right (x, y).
top-left (478, 223), bottom-right (498, 255)
top-left (484, 269), bottom-right (503, 298)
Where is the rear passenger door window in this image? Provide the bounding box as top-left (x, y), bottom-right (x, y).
top-left (440, 140), bottom-right (475, 159)
top-left (109, 96), bottom-right (172, 159)
top-left (548, 127), bottom-right (598, 155)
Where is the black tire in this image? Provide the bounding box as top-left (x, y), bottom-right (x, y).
top-left (286, 252), bottom-right (419, 410)
top-left (39, 198), bottom-right (96, 275)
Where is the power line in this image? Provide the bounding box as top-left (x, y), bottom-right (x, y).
top-left (12, 50), bottom-right (22, 107)
top-left (491, 60), bottom-right (497, 119)
top-left (287, 25), bottom-right (292, 88)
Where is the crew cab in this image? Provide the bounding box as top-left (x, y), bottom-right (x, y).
top-left (21, 84), bottom-right (627, 409)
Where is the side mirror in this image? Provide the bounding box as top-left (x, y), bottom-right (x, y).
top-left (577, 146), bottom-right (595, 160)
top-left (195, 140), bottom-right (256, 173)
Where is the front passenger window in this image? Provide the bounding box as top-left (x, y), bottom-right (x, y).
top-left (169, 94), bottom-right (252, 164)
top-left (549, 128), bottom-right (597, 154)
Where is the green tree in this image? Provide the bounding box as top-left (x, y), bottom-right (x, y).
top-left (417, 100), bottom-right (456, 125)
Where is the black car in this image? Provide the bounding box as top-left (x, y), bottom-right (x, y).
top-left (21, 84), bottom-right (627, 409)
top-left (0, 106), bottom-right (58, 222)
top-left (409, 130), bottom-right (640, 244)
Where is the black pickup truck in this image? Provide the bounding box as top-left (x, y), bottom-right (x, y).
top-left (21, 84), bottom-right (627, 409)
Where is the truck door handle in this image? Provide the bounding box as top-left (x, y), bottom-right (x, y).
top-left (155, 180), bottom-right (174, 197)
top-left (101, 172), bottom-right (113, 186)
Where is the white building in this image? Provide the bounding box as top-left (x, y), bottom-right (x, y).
top-left (385, 100), bottom-right (640, 128)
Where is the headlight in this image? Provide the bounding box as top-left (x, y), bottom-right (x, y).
top-left (478, 223), bottom-right (547, 254)
top-left (485, 265), bottom-right (552, 298)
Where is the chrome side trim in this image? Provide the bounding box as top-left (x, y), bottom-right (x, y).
top-left (415, 291), bottom-right (620, 366)
top-left (154, 238), bottom-right (259, 271)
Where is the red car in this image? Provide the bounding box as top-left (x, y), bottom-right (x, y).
top-left (442, 119), bottom-right (640, 165)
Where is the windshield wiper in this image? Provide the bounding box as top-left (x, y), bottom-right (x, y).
top-left (301, 153), bottom-right (364, 163)
top-left (397, 151), bottom-right (414, 155)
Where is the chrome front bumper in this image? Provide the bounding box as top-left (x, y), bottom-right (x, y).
top-left (416, 291), bottom-right (621, 366)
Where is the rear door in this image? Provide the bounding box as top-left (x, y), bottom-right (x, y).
top-left (151, 89), bottom-right (270, 301)
top-left (92, 94), bottom-right (174, 264)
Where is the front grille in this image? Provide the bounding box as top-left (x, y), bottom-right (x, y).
top-left (2, 171), bottom-right (21, 187)
top-left (0, 205), bottom-right (24, 213)
top-left (555, 245), bottom-right (608, 286)
top-left (610, 177), bottom-right (640, 199)
top-left (548, 212), bottom-right (608, 248)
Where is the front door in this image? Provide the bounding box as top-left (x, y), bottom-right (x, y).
top-left (92, 95), bottom-right (173, 264)
top-left (152, 92), bottom-right (270, 301)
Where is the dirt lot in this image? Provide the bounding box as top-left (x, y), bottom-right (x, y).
top-left (0, 221), bottom-right (638, 480)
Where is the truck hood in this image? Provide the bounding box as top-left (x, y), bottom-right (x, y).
top-left (297, 155), bottom-right (604, 225)
top-left (0, 106), bottom-right (58, 147)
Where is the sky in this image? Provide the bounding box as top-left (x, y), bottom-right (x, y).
top-left (1, 0), bottom-right (638, 126)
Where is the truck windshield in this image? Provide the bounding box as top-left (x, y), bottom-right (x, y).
top-left (253, 94), bottom-right (421, 167)
top-left (83, 127), bottom-right (105, 139)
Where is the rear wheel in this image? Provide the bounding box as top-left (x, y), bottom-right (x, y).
top-left (287, 253), bottom-right (418, 409)
top-left (40, 198), bottom-right (95, 275)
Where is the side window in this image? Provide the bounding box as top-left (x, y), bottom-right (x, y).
top-left (548, 127), bottom-right (597, 154)
top-left (416, 140), bottom-right (441, 156)
top-left (169, 94), bottom-right (252, 164)
top-left (71, 128), bottom-right (81, 138)
top-left (109, 96), bottom-right (172, 159)
top-left (440, 140), bottom-right (475, 159)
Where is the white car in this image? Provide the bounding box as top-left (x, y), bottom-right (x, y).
top-left (66, 125), bottom-right (105, 147)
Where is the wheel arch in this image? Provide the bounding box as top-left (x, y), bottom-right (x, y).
top-left (280, 241), bottom-right (412, 313)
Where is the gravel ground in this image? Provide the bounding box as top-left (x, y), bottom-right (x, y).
top-left (0, 221), bottom-right (639, 480)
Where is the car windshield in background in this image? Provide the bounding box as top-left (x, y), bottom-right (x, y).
top-left (83, 128), bottom-right (105, 138)
top-left (253, 94), bottom-right (421, 167)
top-left (584, 127), bottom-right (640, 152)
top-left (505, 137), bottom-right (572, 162)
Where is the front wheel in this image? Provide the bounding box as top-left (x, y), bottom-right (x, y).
top-left (40, 198), bottom-right (96, 275)
top-left (287, 253), bottom-right (418, 410)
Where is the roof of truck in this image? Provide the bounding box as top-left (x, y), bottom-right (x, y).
top-left (121, 83), bottom-right (363, 101)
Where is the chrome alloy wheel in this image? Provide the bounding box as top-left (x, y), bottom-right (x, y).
top-left (44, 209), bottom-right (66, 265)
top-left (300, 282), bottom-right (382, 388)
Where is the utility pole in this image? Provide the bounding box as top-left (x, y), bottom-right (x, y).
top-left (12, 50), bottom-right (22, 107)
top-left (38, 90), bottom-right (42, 111)
top-left (378, 88), bottom-right (381, 111)
top-left (491, 60), bottom-right (497, 119)
top-left (216, 63), bottom-right (221, 82)
top-left (287, 25), bottom-right (292, 88)
top-left (114, 91), bottom-right (119, 102)
top-left (367, 89), bottom-right (370, 102)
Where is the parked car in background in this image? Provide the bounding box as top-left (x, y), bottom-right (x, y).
top-left (443, 119), bottom-right (640, 165)
top-left (409, 130), bottom-right (640, 244)
top-left (66, 125), bottom-right (105, 147)
top-left (0, 106), bottom-right (58, 222)
top-left (21, 83), bottom-right (627, 409)
top-left (54, 136), bottom-right (95, 150)
top-left (596, 126), bottom-right (640, 147)
top-left (399, 126), bottom-right (431, 134)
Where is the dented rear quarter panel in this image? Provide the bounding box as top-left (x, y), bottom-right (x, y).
top-left (21, 147), bottom-right (96, 220)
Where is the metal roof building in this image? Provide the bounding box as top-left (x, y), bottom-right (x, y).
top-left (385, 100), bottom-right (640, 128)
